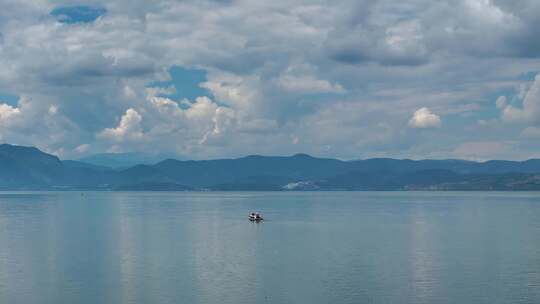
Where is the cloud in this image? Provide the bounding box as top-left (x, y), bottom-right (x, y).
top-left (501, 73), bottom-right (540, 124)
top-left (98, 108), bottom-right (144, 142)
top-left (409, 107), bottom-right (441, 129)
top-left (521, 126), bottom-right (540, 139)
top-left (201, 107), bottom-right (236, 144)
top-left (0, 0), bottom-right (540, 159)
top-left (452, 141), bottom-right (512, 161)
top-left (74, 143), bottom-right (90, 154)
top-left (327, 20), bottom-right (429, 66)
top-left (276, 75), bottom-right (345, 94)
top-left (496, 96), bottom-right (507, 109)
top-left (0, 103), bottom-right (21, 124)
top-left (238, 119), bottom-right (278, 133)
top-left (0, 96), bottom-right (80, 152)
top-left (200, 72), bottom-right (260, 112)
top-left (275, 63), bottom-right (345, 93)
top-left (142, 93), bottom-right (242, 151)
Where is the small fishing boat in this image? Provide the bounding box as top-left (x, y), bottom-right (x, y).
top-left (249, 212), bottom-right (263, 222)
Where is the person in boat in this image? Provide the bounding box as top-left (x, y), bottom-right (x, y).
top-left (249, 212), bottom-right (263, 220)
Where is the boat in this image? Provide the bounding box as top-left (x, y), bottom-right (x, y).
top-left (249, 212), bottom-right (263, 222)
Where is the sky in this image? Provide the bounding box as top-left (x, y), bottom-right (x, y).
top-left (0, 0), bottom-right (540, 160)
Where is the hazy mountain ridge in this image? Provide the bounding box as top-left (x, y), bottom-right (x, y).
top-left (78, 152), bottom-right (177, 169)
top-left (2, 144), bottom-right (540, 190)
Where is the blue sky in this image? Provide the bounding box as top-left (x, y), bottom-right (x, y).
top-left (151, 66), bottom-right (211, 103)
top-left (0, 0), bottom-right (540, 160)
top-left (0, 93), bottom-right (18, 106)
top-left (50, 6), bottom-right (106, 24)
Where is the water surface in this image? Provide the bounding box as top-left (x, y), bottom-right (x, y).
top-left (0, 191), bottom-right (539, 303)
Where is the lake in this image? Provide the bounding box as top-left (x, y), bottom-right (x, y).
top-left (0, 191), bottom-right (539, 303)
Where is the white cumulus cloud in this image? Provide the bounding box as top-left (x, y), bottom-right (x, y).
top-left (0, 103), bottom-right (21, 123)
top-left (501, 73), bottom-right (540, 124)
top-left (98, 108), bottom-right (144, 142)
top-left (409, 107), bottom-right (441, 129)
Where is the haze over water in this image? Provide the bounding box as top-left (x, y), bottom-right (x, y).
top-left (0, 191), bottom-right (539, 304)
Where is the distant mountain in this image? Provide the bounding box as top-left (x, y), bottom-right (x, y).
top-left (2, 143), bottom-right (540, 190)
top-left (151, 154), bottom-right (346, 187)
top-left (62, 160), bottom-right (112, 171)
top-left (0, 144), bottom-right (64, 188)
top-left (77, 152), bottom-right (178, 169)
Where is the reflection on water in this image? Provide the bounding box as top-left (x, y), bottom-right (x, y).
top-left (115, 197), bottom-right (137, 304)
top-left (0, 191), bottom-right (539, 304)
top-left (410, 206), bottom-right (437, 303)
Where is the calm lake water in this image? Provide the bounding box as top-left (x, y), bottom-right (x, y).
top-left (0, 191), bottom-right (539, 304)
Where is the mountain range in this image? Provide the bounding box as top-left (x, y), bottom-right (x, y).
top-left (2, 143), bottom-right (540, 190)
top-left (78, 152), bottom-right (179, 169)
